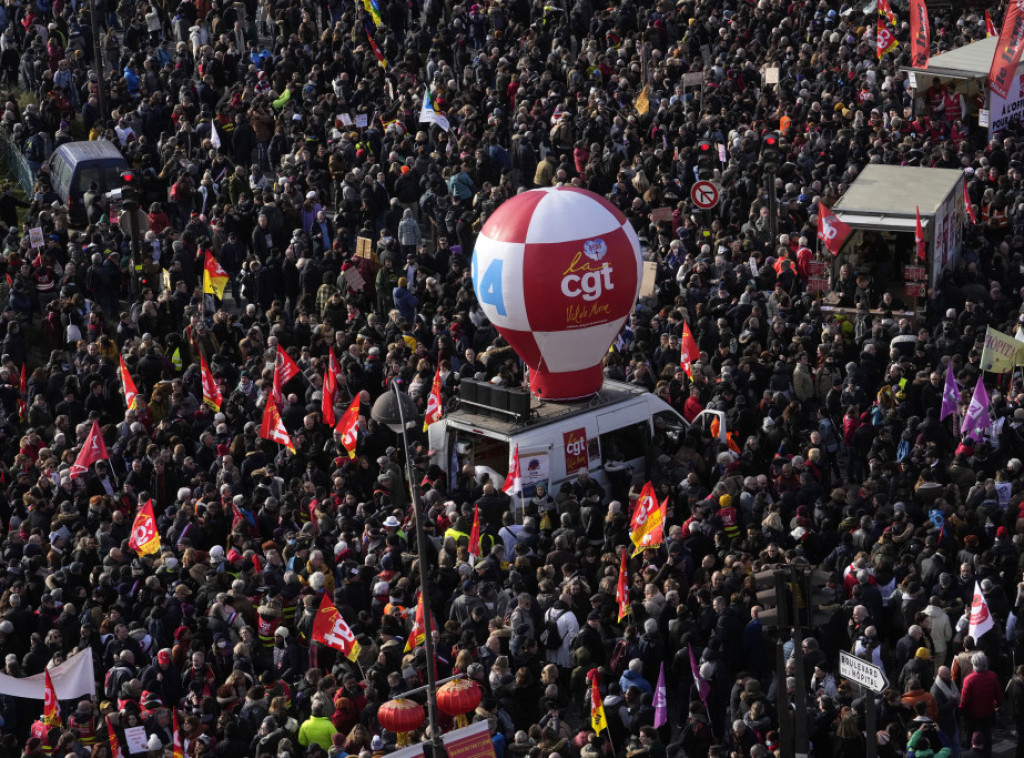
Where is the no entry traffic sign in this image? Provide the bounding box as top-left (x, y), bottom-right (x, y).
top-left (691, 180), bottom-right (719, 210)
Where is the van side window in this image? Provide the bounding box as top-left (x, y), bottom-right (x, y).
top-left (598, 421), bottom-right (649, 465)
top-left (652, 411), bottom-right (685, 455)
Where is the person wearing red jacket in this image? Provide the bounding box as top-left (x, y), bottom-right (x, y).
top-left (959, 651), bottom-right (1002, 757)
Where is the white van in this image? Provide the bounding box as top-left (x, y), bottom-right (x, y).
top-left (427, 379), bottom-right (725, 501)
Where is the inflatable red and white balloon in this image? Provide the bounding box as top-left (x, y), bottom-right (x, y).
top-left (472, 187), bottom-right (642, 400)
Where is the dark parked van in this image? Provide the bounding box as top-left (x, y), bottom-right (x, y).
top-left (47, 141), bottom-right (128, 226)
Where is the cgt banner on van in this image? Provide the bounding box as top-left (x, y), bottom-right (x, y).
top-left (563, 428), bottom-right (589, 474)
top-left (989, 0), bottom-right (1024, 100)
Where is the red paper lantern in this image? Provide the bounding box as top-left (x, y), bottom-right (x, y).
top-left (436, 678), bottom-right (482, 727)
top-left (378, 698), bottom-right (425, 746)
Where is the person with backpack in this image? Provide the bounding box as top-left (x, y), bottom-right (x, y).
top-left (542, 593), bottom-right (578, 688)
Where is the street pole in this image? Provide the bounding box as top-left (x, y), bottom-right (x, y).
top-left (790, 565), bottom-right (808, 758)
top-left (89, 0), bottom-right (108, 123)
top-left (865, 684), bottom-right (877, 758)
top-left (767, 168), bottom-right (779, 248)
top-left (388, 382), bottom-right (445, 758)
top-left (774, 570), bottom-right (794, 758)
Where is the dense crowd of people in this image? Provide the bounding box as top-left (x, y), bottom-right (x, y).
top-left (0, 0), bottom-right (1019, 756)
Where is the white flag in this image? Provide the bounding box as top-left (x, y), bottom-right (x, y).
top-left (0, 648), bottom-right (95, 700)
top-left (210, 122), bottom-right (221, 149)
top-left (419, 90), bottom-right (450, 132)
top-left (968, 581), bottom-right (995, 641)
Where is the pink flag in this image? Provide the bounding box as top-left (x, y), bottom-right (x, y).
top-left (653, 662), bottom-right (667, 728)
top-left (963, 375), bottom-right (990, 443)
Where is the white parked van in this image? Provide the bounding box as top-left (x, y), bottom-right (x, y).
top-left (427, 379), bottom-right (725, 502)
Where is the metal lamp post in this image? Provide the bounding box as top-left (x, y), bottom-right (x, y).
top-left (371, 382), bottom-right (444, 757)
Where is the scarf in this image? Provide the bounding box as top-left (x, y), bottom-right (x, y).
top-left (933, 675), bottom-right (959, 703)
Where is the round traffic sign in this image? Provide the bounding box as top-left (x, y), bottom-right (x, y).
top-left (691, 181), bottom-right (719, 209)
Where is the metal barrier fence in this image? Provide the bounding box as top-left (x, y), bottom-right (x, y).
top-left (0, 129), bottom-right (37, 194)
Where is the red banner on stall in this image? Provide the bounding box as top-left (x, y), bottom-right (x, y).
top-left (989, 0), bottom-right (1024, 99)
top-left (909, 0), bottom-right (931, 69)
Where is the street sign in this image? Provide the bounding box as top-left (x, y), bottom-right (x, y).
top-left (690, 181), bottom-right (719, 210)
top-left (839, 651), bottom-right (888, 694)
top-left (119, 210), bottom-right (150, 235)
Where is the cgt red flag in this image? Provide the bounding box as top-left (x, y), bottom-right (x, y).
top-left (986, 9), bottom-right (997, 37)
top-left (43, 668), bottom-right (60, 725)
top-left (469, 504), bottom-right (482, 558)
top-left (172, 709), bottom-right (183, 758)
top-left (502, 444), bottom-right (521, 494)
top-left (422, 366), bottom-right (443, 432)
top-left (119, 356), bottom-right (138, 410)
top-left (70, 420), bottom-right (109, 479)
top-left (817, 202), bottom-right (852, 255)
top-left (680, 321), bottom-right (699, 379)
top-left (877, 14), bottom-right (898, 58)
top-left (261, 397), bottom-right (296, 453)
top-left (879, 0), bottom-right (897, 25)
top-left (965, 178), bottom-right (978, 224)
top-left (107, 715), bottom-right (125, 758)
top-left (335, 394), bottom-right (361, 458)
top-left (916, 206), bottom-right (927, 262)
top-left (322, 348), bottom-right (341, 427)
top-left (128, 499), bottom-right (161, 555)
top-left (312, 592), bottom-right (363, 661)
top-left (17, 363), bottom-right (26, 422)
top-left (909, 0), bottom-right (930, 69)
top-left (991, 0), bottom-right (1024, 100)
top-left (200, 352), bottom-right (222, 411)
top-left (616, 549), bottom-right (629, 622)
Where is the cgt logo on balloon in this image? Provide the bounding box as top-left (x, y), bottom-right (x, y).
top-left (472, 187), bottom-right (642, 401)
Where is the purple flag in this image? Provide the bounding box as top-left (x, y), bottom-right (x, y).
top-left (653, 662), bottom-right (667, 728)
top-left (688, 644), bottom-right (710, 704)
top-left (940, 362), bottom-right (959, 422)
top-left (963, 375), bottom-right (990, 443)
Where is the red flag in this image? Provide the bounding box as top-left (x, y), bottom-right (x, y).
top-left (502, 444), bottom-right (521, 494)
top-left (43, 669), bottom-right (60, 725)
top-left (680, 321), bottom-right (699, 380)
top-left (404, 592), bottom-right (431, 652)
top-left (986, 9), bottom-right (997, 37)
top-left (276, 344), bottom-right (301, 386)
top-left (261, 397), bottom-right (296, 453)
top-left (817, 202), bottom-right (852, 256)
top-left (200, 352), bottom-right (222, 411)
top-left (322, 349), bottom-right (341, 427)
top-left (630, 482), bottom-right (664, 555)
top-left (172, 709), bottom-right (183, 758)
top-left (119, 356), bottom-right (138, 410)
top-left (70, 420), bottom-right (109, 479)
top-left (468, 504), bottom-right (482, 557)
top-left (106, 716), bottom-right (125, 758)
top-left (915, 206), bottom-right (927, 262)
top-left (965, 179), bottom-right (978, 225)
top-left (311, 592), bottom-right (363, 660)
top-left (909, 0), bottom-right (930, 69)
top-left (616, 550), bottom-right (629, 622)
top-left (17, 363), bottom-right (26, 422)
top-left (877, 14), bottom-right (898, 58)
top-left (335, 394), bottom-right (361, 458)
top-left (422, 366), bottom-right (443, 432)
top-left (879, 0), bottom-right (897, 25)
top-left (128, 499), bottom-right (161, 555)
top-left (273, 345), bottom-right (302, 405)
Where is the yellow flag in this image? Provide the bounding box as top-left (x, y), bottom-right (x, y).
top-left (634, 85), bottom-right (650, 116)
top-left (980, 326), bottom-right (1024, 373)
top-left (591, 678), bottom-right (607, 734)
